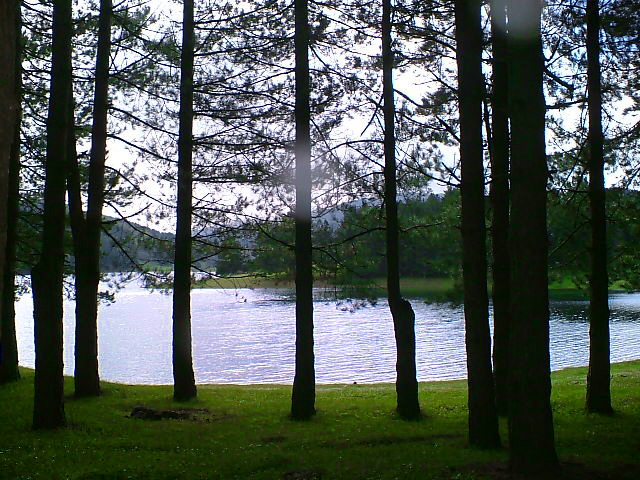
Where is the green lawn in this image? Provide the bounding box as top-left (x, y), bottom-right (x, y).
top-left (547, 278), bottom-right (631, 300)
top-left (1, 361), bottom-right (639, 479)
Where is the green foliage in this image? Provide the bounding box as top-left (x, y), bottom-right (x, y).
top-left (608, 188), bottom-right (640, 289)
top-left (330, 191), bottom-right (462, 286)
top-left (215, 235), bottom-right (249, 276)
top-left (240, 185), bottom-right (640, 298)
top-left (99, 219), bottom-right (174, 272)
top-left (250, 218), bottom-right (295, 278)
top-left (242, 192), bottom-right (462, 295)
top-left (1, 362), bottom-right (639, 479)
top-left (548, 188), bottom-right (640, 291)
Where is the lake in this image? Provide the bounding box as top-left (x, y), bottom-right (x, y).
top-left (13, 279), bottom-right (640, 385)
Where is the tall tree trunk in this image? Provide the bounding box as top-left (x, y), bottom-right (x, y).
top-left (506, 0), bottom-right (558, 473)
top-left (70, 0), bottom-right (112, 398)
top-left (383, 0), bottom-right (420, 420)
top-left (32, 0), bottom-right (73, 430)
top-left (0, 0), bottom-right (19, 358)
top-left (0, 0), bottom-right (21, 384)
top-left (291, 0), bottom-right (316, 420)
top-left (173, 0), bottom-right (197, 402)
top-left (585, 0), bottom-right (613, 415)
top-left (489, 0), bottom-right (510, 417)
top-left (66, 99), bottom-right (101, 398)
top-left (455, 0), bottom-right (500, 448)
top-left (67, 104), bottom-right (100, 397)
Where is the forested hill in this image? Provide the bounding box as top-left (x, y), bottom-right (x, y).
top-left (97, 187), bottom-right (640, 286)
top-left (223, 188), bottom-right (640, 290)
top-left (99, 219), bottom-right (174, 272)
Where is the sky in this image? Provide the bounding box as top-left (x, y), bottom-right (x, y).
top-left (99, 0), bottom-right (638, 231)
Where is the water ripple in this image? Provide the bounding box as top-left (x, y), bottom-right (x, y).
top-left (13, 286), bottom-right (640, 385)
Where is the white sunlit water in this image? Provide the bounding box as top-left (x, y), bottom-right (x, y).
top-left (13, 278), bottom-right (640, 385)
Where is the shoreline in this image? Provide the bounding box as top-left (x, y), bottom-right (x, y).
top-left (14, 359), bottom-right (640, 389)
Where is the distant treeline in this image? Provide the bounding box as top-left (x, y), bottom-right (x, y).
top-left (213, 188), bottom-right (640, 290)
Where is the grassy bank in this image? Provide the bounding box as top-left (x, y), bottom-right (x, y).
top-left (191, 275), bottom-right (635, 303)
top-left (338, 277), bottom-right (462, 303)
top-left (193, 274), bottom-right (296, 290)
top-left (1, 362), bottom-right (639, 479)
top-left (193, 275), bottom-right (462, 302)
top-left (547, 278), bottom-right (632, 301)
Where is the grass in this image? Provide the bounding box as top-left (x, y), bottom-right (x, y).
top-left (547, 278), bottom-right (591, 300)
top-left (336, 277), bottom-right (462, 303)
top-left (193, 274), bottom-right (296, 290)
top-left (1, 361), bottom-right (639, 479)
top-left (547, 277), bottom-right (633, 301)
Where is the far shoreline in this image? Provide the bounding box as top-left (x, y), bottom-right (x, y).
top-left (185, 275), bottom-right (636, 302)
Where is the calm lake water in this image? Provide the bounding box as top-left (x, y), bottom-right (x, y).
top-left (14, 279), bottom-right (640, 385)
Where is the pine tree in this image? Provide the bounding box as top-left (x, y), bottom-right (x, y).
top-left (172, 0), bottom-right (197, 402)
top-left (383, 0), bottom-right (420, 420)
top-left (488, 0), bottom-right (510, 417)
top-left (66, 0), bottom-right (113, 398)
top-left (291, 0), bottom-right (316, 420)
top-left (585, 0), bottom-right (613, 415)
top-left (455, 0), bottom-right (500, 447)
top-left (506, 0), bottom-right (559, 473)
top-left (32, 0), bottom-right (73, 430)
top-left (0, 0), bottom-right (21, 384)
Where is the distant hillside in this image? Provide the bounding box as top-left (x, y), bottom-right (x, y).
top-left (99, 219), bottom-right (175, 272)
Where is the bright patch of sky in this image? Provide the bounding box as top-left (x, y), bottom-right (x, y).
top-left (101, 0), bottom-right (638, 232)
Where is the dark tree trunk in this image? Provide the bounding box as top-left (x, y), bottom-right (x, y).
top-left (489, 0), bottom-right (510, 417)
top-left (383, 0), bottom-right (420, 420)
top-left (172, 0), bottom-right (197, 402)
top-left (455, 0), bottom-right (500, 448)
top-left (66, 104), bottom-right (98, 398)
top-left (291, 0), bottom-right (316, 420)
top-left (66, 98), bottom-right (102, 398)
top-left (506, 0), bottom-right (559, 473)
top-left (69, 222), bottom-right (100, 400)
top-left (585, 0), bottom-right (613, 415)
top-left (0, 0), bottom-right (19, 358)
top-left (32, 0), bottom-right (73, 430)
top-left (70, 0), bottom-right (112, 398)
top-left (0, 0), bottom-right (21, 384)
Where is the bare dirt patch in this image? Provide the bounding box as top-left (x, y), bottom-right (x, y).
top-left (127, 406), bottom-right (218, 422)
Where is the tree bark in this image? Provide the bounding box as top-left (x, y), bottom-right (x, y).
top-left (585, 0), bottom-right (613, 415)
top-left (383, 0), bottom-right (420, 420)
top-left (291, 0), bottom-right (316, 420)
top-left (70, 0), bottom-right (113, 398)
top-left (173, 0), bottom-right (197, 402)
top-left (489, 0), bottom-right (510, 417)
top-left (0, 0), bottom-right (21, 384)
top-left (506, 0), bottom-right (558, 473)
top-left (32, 0), bottom-right (73, 430)
top-left (66, 97), bottom-right (102, 398)
top-left (455, 0), bottom-right (500, 448)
